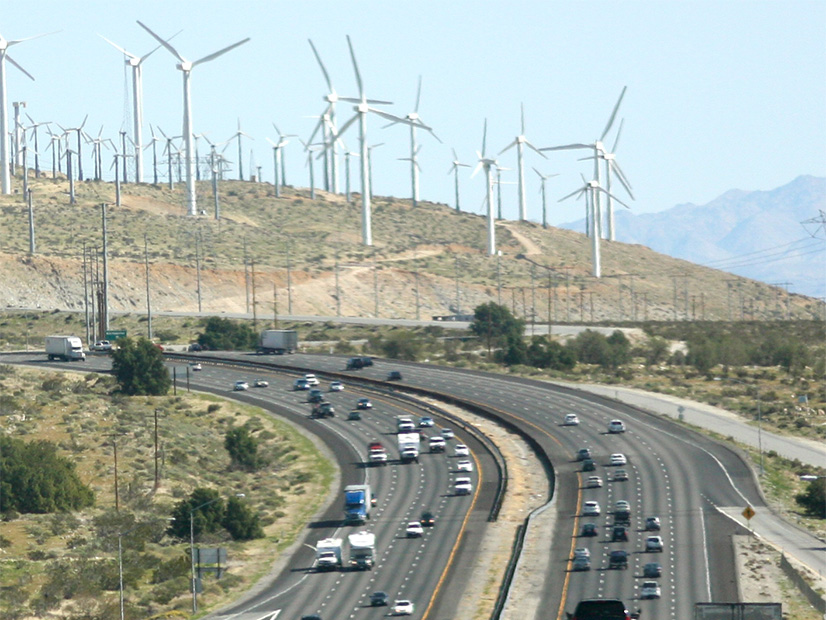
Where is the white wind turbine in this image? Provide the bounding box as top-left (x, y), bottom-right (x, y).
top-left (99, 33), bottom-right (179, 183)
top-left (226, 119), bottom-right (252, 181)
top-left (267, 123), bottom-right (296, 197)
top-left (137, 21), bottom-right (249, 216)
top-left (499, 103), bottom-right (546, 221)
top-left (447, 148), bottom-right (471, 213)
top-left (541, 85), bottom-right (627, 237)
top-left (307, 39), bottom-right (347, 194)
top-left (587, 118), bottom-right (633, 241)
top-left (0, 31), bottom-right (56, 194)
top-left (57, 116), bottom-right (88, 182)
top-left (470, 119), bottom-right (498, 256)
top-left (559, 175), bottom-right (630, 278)
top-left (532, 167), bottom-right (559, 229)
top-left (25, 114), bottom-right (49, 178)
top-left (327, 35), bottom-right (426, 246)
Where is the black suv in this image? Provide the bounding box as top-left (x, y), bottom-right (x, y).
top-left (608, 550), bottom-right (629, 569)
top-left (567, 598), bottom-right (640, 619)
top-left (369, 591), bottom-right (388, 606)
top-left (387, 370), bottom-right (403, 381)
top-left (611, 525), bottom-right (628, 542)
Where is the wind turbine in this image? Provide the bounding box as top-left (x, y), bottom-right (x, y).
top-left (329, 35), bottom-right (426, 246)
top-left (144, 125), bottom-right (162, 184)
top-left (447, 148), bottom-right (471, 213)
top-left (300, 138), bottom-right (321, 200)
top-left (267, 123), bottom-right (296, 197)
top-left (470, 119), bottom-right (498, 256)
top-left (57, 115), bottom-right (88, 181)
top-left (499, 103), bottom-right (546, 221)
top-left (541, 86), bottom-right (627, 237)
top-left (0, 31), bottom-right (56, 194)
top-left (533, 167), bottom-right (559, 229)
top-left (83, 125), bottom-right (107, 181)
top-left (590, 118), bottom-right (634, 241)
top-left (343, 147), bottom-right (359, 203)
top-left (558, 175), bottom-right (630, 277)
top-left (138, 21), bottom-right (250, 216)
top-left (307, 39), bottom-right (347, 194)
top-left (25, 114), bottom-right (49, 178)
top-left (225, 119), bottom-right (252, 181)
top-left (494, 165), bottom-right (515, 220)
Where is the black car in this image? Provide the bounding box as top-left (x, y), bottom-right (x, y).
top-left (346, 356), bottom-right (373, 370)
top-left (613, 510), bottom-right (631, 526)
top-left (576, 448), bottom-right (592, 461)
top-left (370, 591), bottom-right (388, 606)
top-left (582, 458), bottom-right (596, 472)
top-left (567, 598), bottom-right (640, 620)
top-left (387, 370), bottom-right (403, 381)
top-left (608, 550), bottom-right (629, 569)
top-left (420, 511), bottom-right (435, 527)
top-left (643, 561), bottom-right (663, 578)
top-left (308, 389), bottom-right (325, 403)
top-left (581, 523), bottom-right (598, 537)
top-left (301, 616), bottom-right (322, 620)
top-left (611, 525), bottom-right (628, 542)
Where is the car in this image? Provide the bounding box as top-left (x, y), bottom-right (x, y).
top-left (608, 419), bottom-right (626, 434)
top-left (613, 469), bottom-right (629, 481)
top-left (614, 510), bottom-right (631, 526)
top-left (572, 555), bottom-right (591, 571)
top-left (608, 549), bottom-right (629, 569)
top-left (576, 448), bottom-right (592, 461)
top-left (189, 362), bottom-right (202, 371)
top-left (387, 370), bottom-right (403, 381)
top-left (329, 381), bottom-right (344, 392)
top-left (303, 374), bottom-right (319, 386)
top-left (419, 416), bottom-right (435, 427)
top-left (312, 402), bottom-right (335, 418)
top-left (391, 600), bottom-right (414, 615)
top-left (233, 380), bottom-right (249, 391)
top-left (300, 616), bottom-right (322, 620)
top-left (645, 516), bottom-right (661, 531)
top-left (645, 535), bottom-right (664, 552)
top-left (441, 428), bottom-right (455, 440)
top-left (583, 500), bottom-right (601, 516)
top-left (456, 459), bottom-right (474, 472)
top-left (567, 599), bottom-right (640, 620)
top-left (346, 356), bottom-right (373, 370)
top-left (640, 581), bottom-right (661, 600)
top-left (610, 453), bottom-right (627, 466)
top-left (643, 562), bottom-right (662, 578)
top-left (356, 397), bottom-right (372, 409)
top-left (586, 476), bottom-right (603, 488)
top-left (563, 413), bottom-right (580, 426)
top-left (429, 436), bottom-right (446, 452)
top-left (420, 511), bottom-right (435, 527)
top-left (188, 343), bottom-right (203, 352)
top-left (581, 522), bottom-right (598, 537)
top-left (614, 500), bottom-right (631, 513)
top-left (308, 389), bottom-right (325, 403)
top-left (370, 591), bottom-right (389, 606)
top-left (454, 443), bottom-right (470, 457)
top-left (573, 547), bottom-right (590, 559)
top-left (454, 476), bottom-right (473, 495)
top-left (293, 378), bottom-right (310, 391)
top-left (347, 410), bottom-right (362, 420)
top-left (253, 379), bottom-right (269, 388)
top-left (91, 340), bottom-right (112, 351)
top-left (582, 458), bottom-right (596, 472)
top-left (611, 525), bottom-right (629, 542)
top-left (406, 521), bottom-right (424, 537)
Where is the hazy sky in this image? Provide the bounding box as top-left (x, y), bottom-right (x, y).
top-left (4, 1), bottom-right (824, 225)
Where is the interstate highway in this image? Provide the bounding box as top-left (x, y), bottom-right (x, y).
top-left (2, 353), bottom-right (497, 620)
top-left (207, 351), bottom-right (771, 619)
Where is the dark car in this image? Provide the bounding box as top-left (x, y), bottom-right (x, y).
top-left (346, 356), bottom-right (373, 370)
top-left (357, 397), bottom-right (373, 409)
top-left (582, 458), bottom-right (596, 472)
top-left (370, 591), bottom-right (388, 606)
top-left (613, 510), bottom-right (631, 526)
top-left (608, 550), bottom-right (629, 569)
top-left (581, 523), bottom-right (598, 537)
top-left (420, 511), bottom-right (435, 527)
top-left (645, 516), bottom-right (661, 531)
top-left (308, 389), bottom-right (325, 403)
top-left (567, 598), bottom-right (640, 620)
top-left (301, 616), bottom-right (323, 620)
top-left (387, 370), bottom-right (403, 381)
top-left (643, 561), bottom-right (662, 578)
top-left (576, 448), bottom-right (592, 461)
top-left (611, 525), bottom-right (629, 542)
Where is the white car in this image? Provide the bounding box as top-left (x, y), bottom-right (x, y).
top-left (329, 381), bottom-right (344, 392)
top-left (304, 374), bottom-right (320, 386)
top-left (646, 535), bottom-right (664, 552)
top-left (608, 419), bottom-right (626, 433)
top-left (573, 547), bottom-right (591, 559)
top-left (233, 380), bottom-right (249, 391)
top-left (583, 500), bottom-right (601, 516)
top-left (441, 428), bottom-right (455, 440)
top-left (454, 476), bottom-right (473, 495)
top-left (253, 379), bottom-right (269, 388)
top-left (92, 340), bottom-right (113, 351)
top-left (189, 362), bottom-right (202, 371)
top-left (457, 459), bottom-right (474, 472)
top-left (586, 476), bottom-right (603, 488)
top-left (563, 413), bottom-right (580, 426)
top-left (610, 453), bottom-right (627, 466)
top-left (640, 580), bottom-right (662, 599)
top-left (454, 444), bottom-right (470, 457)
top-left (392, 600), bottom-right (414, 615)
top-left (615, 500), bottom-right (631, 512)
top-left (406, 521), bottom-right (424, 537)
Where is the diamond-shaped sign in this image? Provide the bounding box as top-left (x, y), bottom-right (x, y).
top-left (742, 505), bottom-right (755, 520)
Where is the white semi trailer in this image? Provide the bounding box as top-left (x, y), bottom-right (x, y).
top-left (45, 336), bottom-right (86, 361)
top-left (257, 329), bottom-right (298, 355)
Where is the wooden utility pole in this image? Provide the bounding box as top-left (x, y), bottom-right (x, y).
top-left (153, 409), bottom-right (161, 491)
top-left (144, 234), bottom-right (153, 340)
top-left (251, 259), bottom-right (257, 328)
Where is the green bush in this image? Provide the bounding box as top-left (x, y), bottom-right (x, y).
top-left (224, 426), bottom-right (264, 471)
top-left (197, 317), bottom-right (258, 351)
top-left (222, 496), bottom-right (264, 541)
top-left (111, 337), bottom-right (171, 396)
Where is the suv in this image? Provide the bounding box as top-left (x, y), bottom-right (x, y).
top-left (611, 525), bottom-right (628, 542)
top-left (577, 448), bottom-right (592, 461)
top-left (567, 599), bottom-right (640, 620)
top-left (608, 550), bottom-right (629, 569)
top-left (607, 419), bottom-right (626, 433)
top-left (308, 389), bottom-right (325, 403)
top-left (369, 591), bottom-right (388, 606)
top-left (387, 370), bottom-right (403, 381)
top-left (645, 535), bottom-right (664, 552)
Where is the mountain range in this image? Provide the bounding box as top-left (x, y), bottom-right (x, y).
top-left (560, 175), bottom-right (825, 299)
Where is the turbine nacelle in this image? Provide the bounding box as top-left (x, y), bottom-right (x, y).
top-left (177, 60), bottom-right (193, 72)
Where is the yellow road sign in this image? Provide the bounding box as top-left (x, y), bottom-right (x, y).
top-left (742, 506), bottom-right (756, 520)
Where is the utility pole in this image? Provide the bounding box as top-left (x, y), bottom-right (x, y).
top-left (153, 408), bottom-right (161, 491)
top-left (110, 435), bottom-right (120, 512)
top-left (101, 204), bottom-right (110, 333)
top-left (27, 189), bottom-right (35, 254)
top-left (373, 253), bottom-right (379, 318)
top-left (251, 259), bottom-right (257, 328)
top-left (496, 251), bottom-right (502, 305)
top-left (580, 291), bottom-right (585, 321)
top-left (82, 244), bottom-right (90, 346)
top-left (144, 234), bottom-right (153, 340)
top-left (334, 248), bottom-right (341, 317)
top-left (629, 274), bottom-right (636, 321)
top-left (565, 267), bottom-right (571, 322)
top-left (272, 284), bottom-right (278, 328)
top-left (243, 238), bottom-right (250, 314)
top-left (530, 264), bottom-right (536, 334)
top-left (671, 275), bottom-right (680, 321)
top-left (286, 241), bottom-right (293, 315)
top-left (547, 269), bottom-right (552, 327)
top-left (195, 234), bottom-right (202, 313)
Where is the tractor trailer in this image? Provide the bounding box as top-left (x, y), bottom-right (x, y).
top-left (45, 336), bottom-right (86, 362)
top-left (343, 484), bottom-right (372, 524)
top-left (257, 329), bottom-right (298, 355)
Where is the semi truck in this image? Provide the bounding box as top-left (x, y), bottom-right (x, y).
top-left (368, 442), bottom-right (388, 465)
top-left (45, 336), bottom-right (86, 362)
top-left (315, 537), bottom-right (343, 571)
top-left (398, 433), bottom-right (420, 463)
top-left (348, 531), bottom-right (376, 570)
top-left (343, 484), bottom-right (372, 523)
top-left (257, 329), bottom-right (298, 355)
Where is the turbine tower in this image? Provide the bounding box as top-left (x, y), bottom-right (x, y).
top-left (267, 122), bottom-right (296, 196)
top-left (138, 21), bottom-right (249, 216)
top-left (0, 31), bottom-right (54, 194)
top-left (395, 75), bottom-right (440, 207)
top-left (226, 118), bottom-right (253, 181)
top-left (499, 103), bottom-right (545, 221)
top-left (447, 148), bottom-right (471, 212)
top-left (470, 119), bottom-right (498, 256)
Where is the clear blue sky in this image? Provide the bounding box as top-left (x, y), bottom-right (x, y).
top-left (4, 1), bottom-right (825, 225)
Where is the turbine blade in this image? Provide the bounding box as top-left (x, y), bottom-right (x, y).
top-left (193, 38), bottom-right (250, 67)
top-left (520, 102), bottom-right (525, 135)
top-left (414, 75), bottom-right (422, 112)
top-left (99, 35), bottom-right (137, 59)
top-left (6, 56), bottom-right (35, 81)
top-left (498, 139), bottom-right (518, 156)
top-left (137, 21), bottom-right (186, 64)
top-left (79, 114), bottom-right (88, 130)
top-left (8, 31), bottom-right (60, 46)
top-left (139, 29), bottom-right (183, 64)
top-left (611, 118), bottom-right (625, 153)
top-left (308, 39), bottom-right (334, 92)
top-left (558, 187), bottom-right (585, 202)
top-left (346, 35), bottom-right (364, 100)
top-left (595, 186), bottom-right (631, 209)
top-left (333, 113), bottom-right (359, 142)
top-left (470, 161), bottom-right (483, 178)
top-left (539, 143), bottom-right (592, 152)
top-left (610, 160), bottom-right (635, 198)
top-left (481, 119), bottom-right (487, 158)
top-left (601, 85), bottom-right (627, 141)
top-left (525, 140), bottom-right (548, 158)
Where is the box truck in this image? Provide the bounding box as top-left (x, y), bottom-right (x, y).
top-left (45, 336), bottom-right (86, 362)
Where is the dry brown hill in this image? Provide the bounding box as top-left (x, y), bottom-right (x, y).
top-left (0, 172), bottom-right (820, 322)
